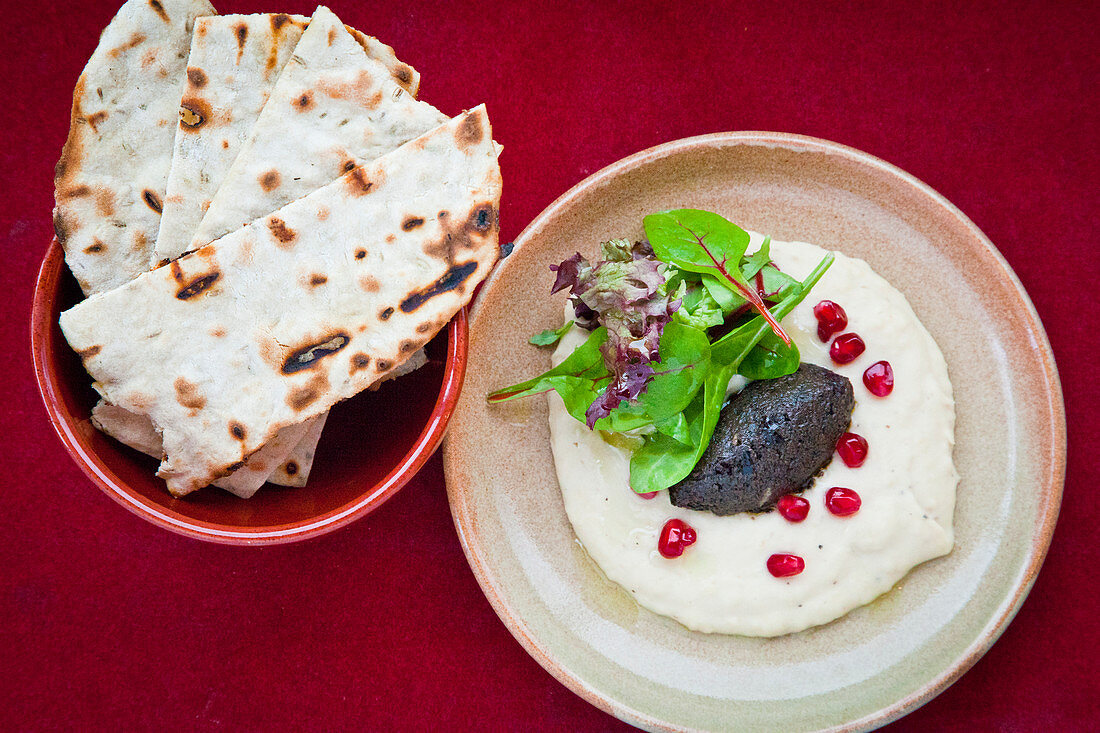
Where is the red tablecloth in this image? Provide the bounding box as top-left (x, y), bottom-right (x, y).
top-left (4, 1), bottom-right (1097, 729)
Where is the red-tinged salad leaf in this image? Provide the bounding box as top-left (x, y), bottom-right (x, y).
top-left (547, 239), bottom-right (682, 427)
top-left (643, 210), bottom-right (792, 344)
top-left (488, 322), bottom-right (711, 433)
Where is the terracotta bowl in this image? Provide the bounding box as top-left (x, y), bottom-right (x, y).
top-left (32, 238), bottom-right (468, 545)
top-left (443, 132), bottom-right (1065, 730)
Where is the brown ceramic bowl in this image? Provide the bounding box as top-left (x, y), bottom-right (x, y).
top-left (32, 237), bottom-right (468, 545)
top-left (443, 132), bottom-right (1065, 730)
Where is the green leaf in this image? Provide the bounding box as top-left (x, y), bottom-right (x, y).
top-left (643, 209), bottom-right (752, 287)
top-left (488, 327), bottom-right (609, 404)
top-left (528, 321), bottom-right (574, 346)
top-left (628, 364), bottom-right (734, 493)
top-left (739, 329), bottom-right (800, 380)
top-left (629, 322), bottom-right (711, 421)
top-left (644, 209), bottom-right (791, 342)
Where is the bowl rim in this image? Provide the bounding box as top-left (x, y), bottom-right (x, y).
top-left (32, 237), bottom-right (469, 546)
top-left (448, 130), bottom-right (1067, 731)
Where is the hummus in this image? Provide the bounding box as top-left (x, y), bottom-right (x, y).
top-left (548, 236), bottom-right (957, 636)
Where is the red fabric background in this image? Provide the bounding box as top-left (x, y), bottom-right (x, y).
top-left (2, 0), bottom-right (1097, 729)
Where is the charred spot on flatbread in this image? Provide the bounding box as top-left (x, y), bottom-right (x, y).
top-left (294, 92), bottom-right (314, 112)
top-left (53, 210), bottom-right (71, 244)
top-left (286, 373), bottom-right (329, 411)
top-left (393, 64), bottom-right (413, 87)
top-left (176, 271), bottom-right (221, 300)
top-left (354, 248), bottom-right (367, 259)
top-left (267, 216), bottom-right (297, 245)
top-left (76, 345), bottom-right (102, 360)
top-left (83, 239), bottom-right (106, 255)
top-left (402, 216), bottom-right (424, 231)
top-left (281, 332), bottom-right (350, 375)
top-left (270, 13), bottom-right (293, 31)
top-left (379, 307), bottom-right (394, 321)
top-left (375, 358), bottom-right (393, 373)
top-left (469, 204), bottom-right (497, 233)
top-left (142, 189), bottom-right (163, 213)
top-left (349, 352), bottom-right (371, 374)
top-left (108, 32), bottom-right (146, 58)
top-left (148, 0), bottom-right (170, 23)
top-left (316, 206), bottom-right (330, 220)
top-left (309, 273), bottom-right (327, 287)
top-left (229, 422), bottom-right (246, 441)
top-left (341, 159), bottom-right (356, 173)
top-left (359, 275), bottom-right (380, 292)
top-left (174, 377), bottom-right (206, 411)
top-left (259, 169), bottom-right (281, 192)
top-left (345, 167), bottom-right (374, 197)
top-left (400, 261), bottom-right (479, 313)
top-left (416, 321), bottom-right (434, 334)
top-left (233, 22), bottom-right (248, 61)
top-left (186, 67), bottom-right (208, 88)
top-left (94, 187), bottom-right (116, 216)
top-left (455, 112), bottom-right (484, 151)
top-left (284, 460), bottom-right (299, 476)
top-left (179, 97), bottom-right (211, 130)
top-left (399, 339), bottom-right (423, 354)
top-left (132, 231), bottom-right (149, 254)
top-left (86, 111), bottom-right (109, 133)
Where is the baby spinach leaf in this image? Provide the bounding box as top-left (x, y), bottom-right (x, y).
top-left (528, 321), bottom-right (574, 346)
top-left (643, 209), bottom-right (791, 343)
top-left (739, 330), bottom-right (800, 380)
top-left (487, 327), bottom-right (609, 404)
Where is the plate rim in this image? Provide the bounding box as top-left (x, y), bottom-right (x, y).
top-left (446, 130), bottom-right (1066, 731)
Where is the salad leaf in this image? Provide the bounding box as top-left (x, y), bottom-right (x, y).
top-left (487, 210), bottom-right (836, 496)
top-left (546, 240), bottom-right (681, 427)
top-left (529, 321), bottom-right (574, 346)
top-left (626, 254), bottom-right (834, 493)
top-left (643, 209), bottom-right (791, 344)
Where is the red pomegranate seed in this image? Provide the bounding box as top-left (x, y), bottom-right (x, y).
top-left (863, 360), bottom-right (894, 397)
top-left (825, 487), bottom-right (862, 516)
top-left (658, 519), bottom-right (697, 558)
top-left (636, 491), bottom-right (659, 500)
top-left (776, 494), bottom-right (810, 522)
top-left (836, 432), bottom-right (868, 467)
top-left (830, 332), bottom-right (866, 364)
top-left (767, 553), bottom-right (805, 578)
top-left (813, 300), bottom-right (848, 342)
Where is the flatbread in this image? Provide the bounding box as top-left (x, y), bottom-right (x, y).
top-left (189, 5), bottom-right (447, 250)
top-left (151, 12), bottom-right (309, 266)
top-left (91, 399), bottom-right (311, 497)
top-left (152, 8), bottom-right (421, 265)
top-left (53, 0), bottom-right (216, 296)
top-left (61, 107), bottom-right (501, 496)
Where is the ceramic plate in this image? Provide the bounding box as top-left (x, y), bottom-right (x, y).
top-left (442, 132), bottom-right (1065, 731)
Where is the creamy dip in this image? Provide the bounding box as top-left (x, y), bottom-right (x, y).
top-left (548, 236), bottom-right (957, 636)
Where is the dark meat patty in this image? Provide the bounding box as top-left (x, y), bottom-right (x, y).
top-left (668, 363), bottom-right (854, 516)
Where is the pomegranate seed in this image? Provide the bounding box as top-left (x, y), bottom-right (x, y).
top-left (830, 332), bottom-right (866, 364)
top-left (863, 360), bottom-right (894, 397)
top-left (777, 494), bottom-right (810, 522)
top-left (636, 491), bottom-right (659, 500)
top-left (813, 300), bottom-right (848, 342)
top-left (658, 518), bottom-right (697, 558)
top-left (767, 553), bottom-right (805, 578)
top-left (825, 487), bottom-right (862, 516)
top-left (836, 432), bottom-right (868, 467)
